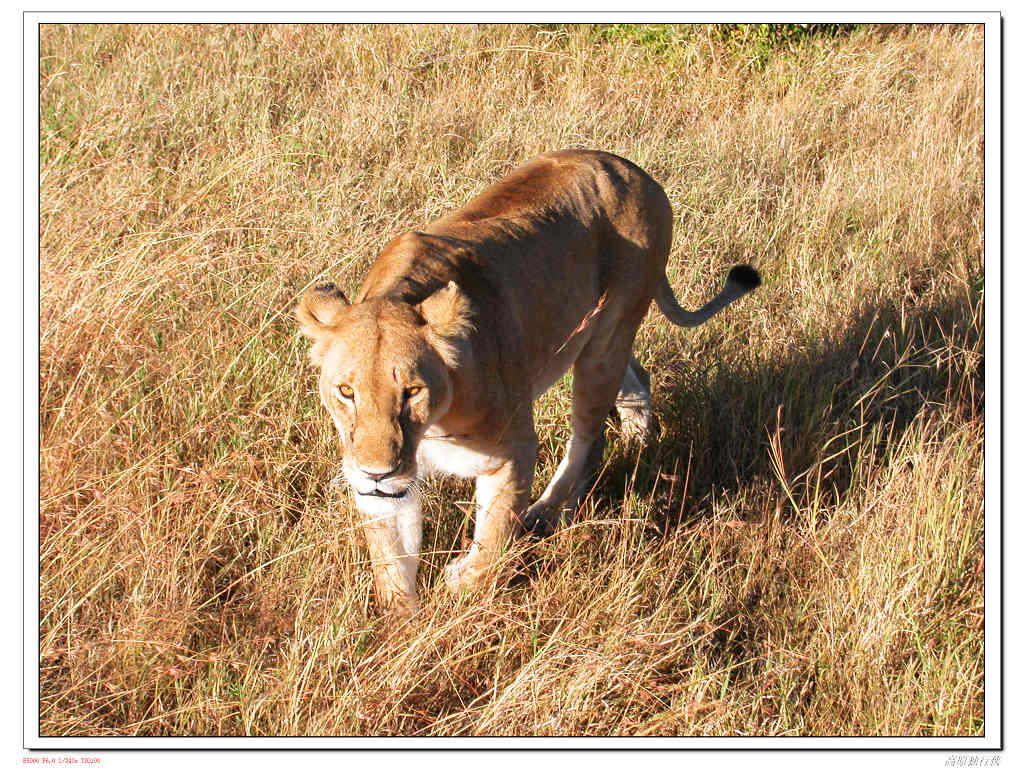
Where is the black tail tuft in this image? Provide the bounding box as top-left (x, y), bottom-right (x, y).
top-left (727, 264), bottom-right (761, 291)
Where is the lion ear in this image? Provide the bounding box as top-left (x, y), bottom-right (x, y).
top-left (418, 281), bottom-right (474, 368)
top-left (295, 283), bottom-right (350, 339)
top-left (295, 283), bottom-right (350, 366)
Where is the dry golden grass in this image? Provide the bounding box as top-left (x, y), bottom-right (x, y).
top-left (38, 23), bottom-right (984, 737)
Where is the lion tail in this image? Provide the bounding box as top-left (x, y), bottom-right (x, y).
top-left (654, 265), bottom-right (761, 328)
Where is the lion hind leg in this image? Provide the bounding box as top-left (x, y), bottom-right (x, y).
top-left (615, 354), bottom-right (655, 443)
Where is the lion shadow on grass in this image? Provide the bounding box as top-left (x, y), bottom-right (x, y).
top-left (585, 285), bottom-right (983, 538)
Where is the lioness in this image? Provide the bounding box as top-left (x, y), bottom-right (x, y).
top-left (296, 150), bottom-right (759, 613)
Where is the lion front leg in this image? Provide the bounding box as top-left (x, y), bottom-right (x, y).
top-left (524, 336), bottom-right (640, 536)
top-left (444, 440), bottom-right (536, 594)
top-left (356, 490), bottom-right (423, 615)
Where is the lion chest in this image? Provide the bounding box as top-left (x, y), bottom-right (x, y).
top-left (416, 436), bottom-right (503, 479)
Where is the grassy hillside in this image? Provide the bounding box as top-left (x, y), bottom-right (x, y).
top-left (38, 23), bottom-right (985, 736)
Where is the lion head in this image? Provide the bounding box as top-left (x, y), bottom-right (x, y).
top-left (295, 281), bottom-right (472, 509)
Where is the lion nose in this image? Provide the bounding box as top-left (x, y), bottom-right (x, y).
top-left (360, 465), bottom-right (401, 482)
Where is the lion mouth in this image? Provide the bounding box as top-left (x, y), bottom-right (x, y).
top-left (358, 487), bottom-right (408, 499)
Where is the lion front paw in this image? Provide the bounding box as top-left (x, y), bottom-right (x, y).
top-left (375, 587), bottom-right (421, 618)
top-left (444, 553), bottom-right (490, 594)
top-left (522, 501), bottom-right (560, 538)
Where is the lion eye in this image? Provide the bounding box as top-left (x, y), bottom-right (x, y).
top-left (405, 385), bottom-right (423, 399)
top-left (336, 384), bottom-right (355, 400)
